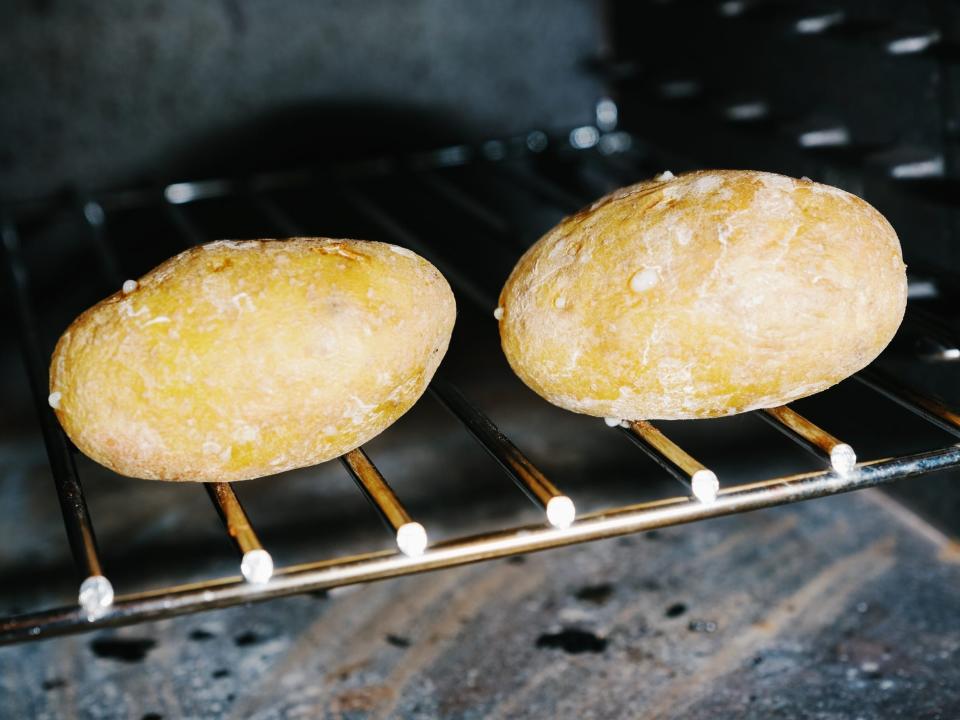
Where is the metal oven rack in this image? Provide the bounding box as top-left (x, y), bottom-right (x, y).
top-left (3, 118), bottom-right (960, 645)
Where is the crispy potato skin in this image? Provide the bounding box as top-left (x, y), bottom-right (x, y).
top-left (498, 170), bottom-right (906, 420)
top-left (50, 238), bottom-right (456, 481)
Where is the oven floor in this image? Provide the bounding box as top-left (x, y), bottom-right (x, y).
top-left (2, 487), bottom-right (959, 719)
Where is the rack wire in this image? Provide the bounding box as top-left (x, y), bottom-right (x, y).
top-left (2, 120), bottom-right (960, 645)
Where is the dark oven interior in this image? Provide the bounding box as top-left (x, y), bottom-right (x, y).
top-left (2, 2), bottom-right (960, 718)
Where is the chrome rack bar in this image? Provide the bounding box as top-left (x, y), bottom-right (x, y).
top-left (493, 162), bottom-right (585, 213)
top-left (205, 483), bottom-right (274, 584)
top-left (250, 189), bottom-right (566, 529)
top-left (5, 445), bottom-right (958, 645)
top-left (904, 307), bottom-right (960, 362)
top-left (162, 190), bottom-right (207, 247)
top-left (338, 186), bottom-right (496, 311)
top-left (247, 193), bottom-right (302, 237)
top-left (0, 218), bottom-right (114, 619)
top-left (76, 198), bottom-right (140, 299)
top-left (341, 448), bottom-right (428, 557)
top-left (412, 170), bottom-right (539, 255)
top-left (412, 171), bottom-right (515, 241)
top-left (430, 379), bottom-right (576, 528)
top-left (594, 150), bottom-right (651, 184)
top-left (246, 190), bottom-right (428, 557)
top-left (244, 185), bottom-right (310, 239)
top-left (245, 188), bottom-right (451, 553)
top-left (77, 196), bottom-right (124, 288)
top-left (757, 406), bottom-right (857, 474)
top-left (252, 191), bottom-right (429, 562)
top-left (159, 192), bottom-right (273, 584)
top-left (856, 367), bottom-right (960, 438)
top-left (164, 178), bottom-right (237, 206)
top-left (619, 420), bottom-right (720, 503)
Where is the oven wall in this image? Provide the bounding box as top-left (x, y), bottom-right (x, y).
top-left (606, 0), bottom-right (960, 276)
top-left (0, 0), bottom-right (606, 200)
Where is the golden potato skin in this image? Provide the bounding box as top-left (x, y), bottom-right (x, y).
top-left (498, 170), bottom-right (906, 420)
top-left (50, 238), bottom-right (456, 481)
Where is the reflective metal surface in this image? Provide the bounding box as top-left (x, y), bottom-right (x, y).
top-left (2, 445), bottom-right (958, 645)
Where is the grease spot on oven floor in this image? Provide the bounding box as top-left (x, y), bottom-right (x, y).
top-left (90, 637), bottom-right (157, 662)
top-left (41, 678), bottom-right (67, 691)
top-left (535, 628), bottom-right (608, 654)
top-left (574, 582), bottom-right (614, 605)
top-left (665, 602), bottom-right (687, 618)
top-left (385, 633), bottom-right (412, 648)
top-left (233, 630), bottom-right (262, 647)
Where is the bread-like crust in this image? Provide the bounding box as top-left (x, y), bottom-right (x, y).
top-left (498, 170), bottom-right (907, 420)
top-left (50, 238), bottom-right (456, 481)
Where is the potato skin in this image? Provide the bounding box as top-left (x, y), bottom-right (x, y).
top-left (498, 170), bottom-right (907, 420)
top-left (50, 238), bottom-right (456, 481)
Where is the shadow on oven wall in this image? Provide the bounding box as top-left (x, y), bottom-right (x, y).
top-left (157, 102), bottom-right (472, 180)
top-left (0, 0), bottom-right (605, 200)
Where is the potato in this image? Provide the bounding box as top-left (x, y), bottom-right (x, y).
top-left (49, 238), bottom-right (456, 481)
top-left (497, 170), bottom-right (906, 420)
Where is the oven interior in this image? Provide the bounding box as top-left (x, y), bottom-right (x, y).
top-left (2, 1), bottom-right (960, 717)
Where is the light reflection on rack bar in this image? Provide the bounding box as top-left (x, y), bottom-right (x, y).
top-left (205, 483), bottom-right (274, 584)
top-left (855, 368), bottom-right (960, 438)
top-left (163, 194), bottom-right (207, 246)
top-left (78, 196), bottom-right (124, 287)
top-left (0, 217), bottom-right (115, 620)
top-left (3, 445), bottom-right (958, 645)
top-left (341, 448), bottom-right (428, 557)
top-left (758, 406), bottom-right (856, 474)
top-left (430, 379), bottom-right (576, 529)
top-left (619, 420), bottom-right (720, 503)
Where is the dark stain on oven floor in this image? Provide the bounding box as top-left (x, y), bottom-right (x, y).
top-left (233, 630), bottom-right (263, 647)
top-left (90, 637), bottom-right (157, 662)
top-left (188, 628), bottom-right (216, 641)
top-left (536, 628), bottom-right (608, 654)
top-left (665, 602), bottom-right (687, 618)
top-left (575, 582), bottom-right (614, 604)
top-left (385, 633), bottom-right (412, 648)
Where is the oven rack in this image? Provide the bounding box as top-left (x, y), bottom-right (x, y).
top-left (2, 122), bottom-right (960, 645)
